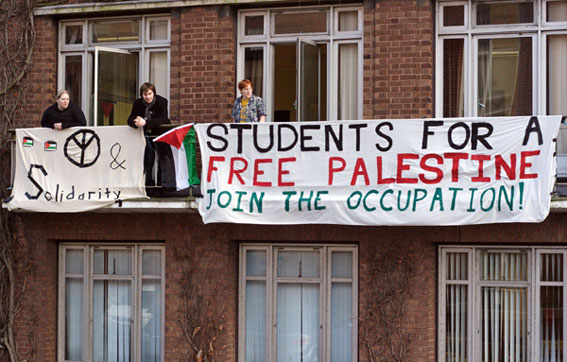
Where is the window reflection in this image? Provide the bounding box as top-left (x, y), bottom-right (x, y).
top-left (476, 2), bottom-right (534, 25)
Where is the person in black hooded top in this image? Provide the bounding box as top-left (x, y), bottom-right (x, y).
top-left (41, 89), bottom-right (87, 130)
top-left (127, 82), bottom-right (175, 193)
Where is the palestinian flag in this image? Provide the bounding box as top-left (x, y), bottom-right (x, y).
top-left (44, 140), bottom-right (57, 151)
top-left (23, 137), bottom-right (33, 147)
top-left (153, 123), bottom-right (200, 190)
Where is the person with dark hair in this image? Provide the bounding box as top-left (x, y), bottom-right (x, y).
top-left (127, 82), bottom-right (174, 194)
top-left (41, 89), bottom-right (87, 130)
top-left (232, 79), bottom-right (266, 123)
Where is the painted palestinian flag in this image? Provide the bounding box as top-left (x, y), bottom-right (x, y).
top-left (153, 123), bottom-right (200, 190)
top-left (23, 137), bottom-right (33, 147)
top-left (44, 140), bottom-right (57, 151)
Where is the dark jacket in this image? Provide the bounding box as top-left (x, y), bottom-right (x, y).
top-left (127, 95), bottom-right (170, 132)
top-left (40, 102), bottom-right (87, 129)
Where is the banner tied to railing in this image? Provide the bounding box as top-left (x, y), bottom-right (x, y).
top-left (6, 126), bottom-right (147, 212)
top-left (195, 116), bottom-right (561, 225)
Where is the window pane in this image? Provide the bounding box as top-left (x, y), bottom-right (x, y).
top-left (446, 285), bottom-right (468, 362)
top-left (443, 39), bottom-right (465, 117)
top-left (245, 15), bottom-right (264, 36)
top-left (93, 280), bottom-right (132, 362)
top-left (246, 280), bottom-right (266, 362)
top-left (277, 251), bottom-right (320, 278)
top-left (244, 47), bottom-right (264, 98)
top-left (94, 249), bottom-right (132, 275)
top-left (66, 277), bottom-right (83, 361)
top-left (443, 6), bottom-right (465, 27)
top-left (274, 11), bottom-right (327, 34)
top-left (446, 252), bottom-right (468, 281)
top-left (142, 280), bottom-right (161, 362)
top-left (476, 2), bottom-right (534, 25)
top-left (338, 11), bottom-right (358, 32)
top-left (331, 282), bottom-right (352, 362)
top-left (66, 249), bottom-right (83, 275)
top-left (149, 19), bottom-right (168, 41)
top-left (331, 251), bottom-right (352, 278)
top-left (246, 250), bottom-right (266, 277)
top-left (277, 284), bottom-right (320, 362)
top-left (548, 35), bottom-right (567, 154)
top-left (142, 250), bottom-right (161, 276)
top-left (547, 1), bottom-right (567, 22)
top-left (541, 254), bottom-right (563, 282)
top-left (92, 20), bottom-right (140, 43)
top-left (149, 51), bottom-right (168, 100)
top-left (480, 287), bottom-right (528, 361)
top-left (480, 251), bottom-right (528, 281)
top-left (338, 43), bottom-right (358, 120)
top-left (65, 25), bottom-right (83, 45)
top-left (477, 38), bottom-right (532, 117)
top-left (541, 286), bottom-right (564, 361)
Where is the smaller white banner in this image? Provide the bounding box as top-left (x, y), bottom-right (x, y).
top-left (6, 126), bottom-right (147, 212)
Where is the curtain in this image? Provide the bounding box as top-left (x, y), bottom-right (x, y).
top-left (445, 253), bottom-right (468, 362)
top-left (548, 34), bottom-right (567, 153)
top-left (246, 250), bottom-right (267, 362)
top-left (141, 280), bottom-right (161, 362)
top-left (331, 251), bottom-right (353, 362)
top-left (65, 249), bottom-right (84, 361)
top-left (245, 48), bottom-right (264, 98)
top-left (149, 52), bottom-right (168, 99)
top-left (338, 43), bottom-right (358, 120)
top-left (540, 254), bottom-right (564, 362)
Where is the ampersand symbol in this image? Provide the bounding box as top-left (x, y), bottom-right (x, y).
top-left (109, 143), bottom-right (126, 170)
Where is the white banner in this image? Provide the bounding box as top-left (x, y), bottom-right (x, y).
top-left (195, 117), bottom-right (561, 225)
top-left (6, 126), bottom-right (147, 212)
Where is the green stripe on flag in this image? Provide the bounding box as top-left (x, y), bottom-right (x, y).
top-left (182, 127), bottom-right (200, 185)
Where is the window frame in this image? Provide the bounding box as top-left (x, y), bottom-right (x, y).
top-left (238, 243), bottom-right (358, 362)
top-left (58, 243), bottom-right (166, 362)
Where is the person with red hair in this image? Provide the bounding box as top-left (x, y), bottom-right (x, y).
top-left (232, 79), bottom-right (266, 123)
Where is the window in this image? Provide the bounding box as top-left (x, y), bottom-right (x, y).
top-left (239, 244), bottom-right (358, 362)
top-left (59, 16), bottom-right (170, 126)
top-left (238, 6), bottom-right (362, 122)
top-left (59, 244), bottom-right (164, 362)
top-left (439, 246), bottom-right (567, 361)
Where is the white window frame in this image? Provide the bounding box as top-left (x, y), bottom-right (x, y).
top-left (439, 245), bottom-right (567, 362)
top-left (58, 243), bottom-right (166, 362)
top-left (238, 243), bottom-right (358, 362)
top-left (237, 6), bottom-right (363, 122)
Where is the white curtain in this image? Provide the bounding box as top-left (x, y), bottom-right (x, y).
top-left (150, 51), bottom-right (168, 98)
top-left (548, 34), bottom-right (567, 153)
top-left (540, 254), bottom-right (563, 362)
top-left (141, 280), bottom-right (161, 362)
top-left (246, 281), bottom-right (266, 362)
top-left (331, 283), bottom-right (352, 362)
top-left (445, 253), bottom-right (468, 362)
top-left (65, 249), bottom-right (84, 361)
top-left (338, 43), bottom-right (358, 120)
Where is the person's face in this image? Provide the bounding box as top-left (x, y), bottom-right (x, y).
top-left (56, 94), bottom-right (70, 111)
top-left (143, 89), bottom-right (155, 103)
top-left (240, 86), bottom-right (253, 99)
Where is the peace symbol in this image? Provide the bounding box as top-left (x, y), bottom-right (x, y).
top-left (64, 129), bottom-right (101, 168)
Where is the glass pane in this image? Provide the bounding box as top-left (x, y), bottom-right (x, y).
top-left (245, 15), bottom-right (264, 36)
top-left (149, 51), bottom-right (168, 100)
top-left (541, 286), bottom-right (564, 361)
top-left (338, 43), bottom-right (358, 120)
top-left (331, 251), bottom-right (353, 278)
top-left (338, 11), bottom-right (358, 31)
top-left (244, 47), bottom-right (264, 98)
top-left (149, 19), bottom-right (168, 40)
top-left (65, 25), bottom-right (83, 45)
top-left (277, 283), bottom-right (320, 362)
top-left (65, 55), bottom-right (83, 109)
top-left (476, 2), bottom-right (534, 25)
top-left (443, 39), bottom-right (465, 117)
top-left (142, 250), bottom-right (161, 276)
top-left (300, 41), bottom-right (319, 122)
top-left (331, 282), bottom-right (352, 362)
top-left (142, 280), bottom-right (161, 362)
top-left (443, 5), bottom-right (465, 26)
top-left (66, 249), bottom-right (84, 275)
top-left (477, 38), bottom-right (532, 117)
top-left (541, 254), bottom-right (563, 282)
top-left (446, 285), bottom-right (468, 362)
top-left (94, 249), bottom-right (132, 275)
top-left (446, 252), bottom-right (468, 281)
top-left (548, 35), bottom-right (567, 153)
top-left (96, 51), bottom-right (138, 126)
top-left (66, 277), bottom-right (83, 361)
top-left (277, 250), bottom-right (320, 278)
top-left (92, 20), bottom-right (140, 43)
top-left (547, 1), bottom-right (567, 22)
top-left (246, 280), bottom-right (266, 362)
top-left (274, 11), bottom-right (327, 34)
top-left (480, 287), bottom-right (527, 361)
top-left (246, 250), bottom-right (266, 277)
top-left (93, 280), bottom-right (132, 362)
top-left (480, 251), bottom-right (528, 281)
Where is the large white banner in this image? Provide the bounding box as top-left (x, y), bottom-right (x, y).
top-left (6, 126), bottom-right (147, 212)
top-left (195, 117), bottom-right (561, 225)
